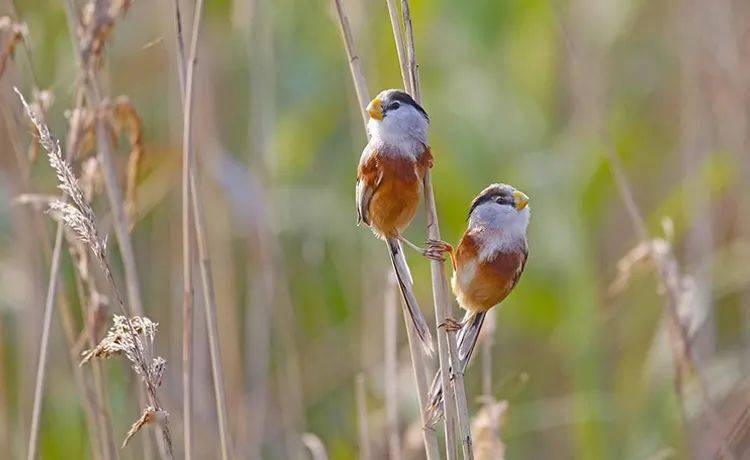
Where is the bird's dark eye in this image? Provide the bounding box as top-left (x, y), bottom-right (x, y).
top-left (388, 101), bottom-right (401, 111)
top-left (495, 196), bottom-right (510, 205)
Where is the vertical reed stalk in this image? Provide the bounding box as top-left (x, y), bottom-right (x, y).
top-left (173, 1), bottom-right (232, 457)
top-left (189, 173), bottom-right (233, 459)
top-left (393, 1), bottom-right (473, 456)
top-left (178, 0), bottom-right (200, 454)
top-left (331, 1), bottom-right (440, 457)
top-left (26, 224), bottom-right (63, 460)
top-left (384, 273), bottom-right (402, 460)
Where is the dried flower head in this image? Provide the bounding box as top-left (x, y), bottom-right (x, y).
top-left (122, 406), bottom-right (168, 448)
top-left (15, 87), bottom-right (108, 267)
top-left (80, 315), bottom-right (159, 375)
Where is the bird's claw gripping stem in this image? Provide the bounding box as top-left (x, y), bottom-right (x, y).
top-left (439, 317), bottom-right (462, 332)
top-left (422, 239), bottom-right (453, 262)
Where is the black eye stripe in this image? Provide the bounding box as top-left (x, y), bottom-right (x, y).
top-left (467, 192), bottom-right (513, 218)
top-left (380, 90), bottom-right (430, 121)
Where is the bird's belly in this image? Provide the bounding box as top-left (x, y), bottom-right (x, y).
top-left (452, 260), bottom-right (508, 312)
top-left (368, 176), bottom-right (421, 238)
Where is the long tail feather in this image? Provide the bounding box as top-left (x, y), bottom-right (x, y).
top-left (386, 236), bottom-right (435, 357)
top-left (426, 310), bottom-right (486, 424)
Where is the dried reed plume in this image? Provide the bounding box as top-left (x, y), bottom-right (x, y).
top-left (15, 87), bottom-right (174, 457)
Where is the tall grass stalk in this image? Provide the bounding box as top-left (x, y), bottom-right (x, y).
top-left (26, 224), bottom-right (63, 460)
top-left (331, 0), bottom-right (441, 457)
top-left (389, 0), bottom-right (474, 456)
top-left (173, 1), bottom-right (233, 457)
top-left (384, 273), bottom-right (402, 460)
top-left (178, 0), bottom-right (200, 454)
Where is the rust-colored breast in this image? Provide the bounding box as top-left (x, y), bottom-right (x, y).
top-left (357, 147), bottom-right (431, 238)
top-left (451, 232), bottom-right (526, 312)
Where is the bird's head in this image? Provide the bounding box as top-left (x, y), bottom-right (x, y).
top-left (366, 89), bottom-right (429, 146)
top-left (468, 183), bottom-right (530, 231)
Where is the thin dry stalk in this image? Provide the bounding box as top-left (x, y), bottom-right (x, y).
top-left (384, 0), bottom-right (408, 89)
top-left (356, 374), bottom-right (372, 460)
top-left (332, 0), bottom-right (369, 125)
top-left (393, 2), bottom-right (473, 457)
top-left (384, 273), bottom-right (402, 460)
top-left (402, 307), bottom-right (441, 457)
top-left (173, 0), bottom-right (233, 457)
top-left (180, 5), bottom-right (197, 459)
top-left (330, 1), bottom-right (440, 457)
top-left (189, 173), bottom-right (233, 459)
top-left (26, 224), bottom-right (64, 460)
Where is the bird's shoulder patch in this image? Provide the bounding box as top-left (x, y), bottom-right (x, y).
top-left (417, 145), bottom-right (434, 172)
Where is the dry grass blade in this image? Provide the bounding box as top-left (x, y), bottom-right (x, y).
top-left (107, 96), bottom-right (144, 231)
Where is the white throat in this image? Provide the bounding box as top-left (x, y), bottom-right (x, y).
top-left (367, 106), bottom-right (428, 156)
top-left (469, 203), bottom-right (529, 261)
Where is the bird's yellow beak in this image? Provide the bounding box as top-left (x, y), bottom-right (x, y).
top-left (513, 190), bottom-right (529, 211)
top-left (367, 97), bottom-right (383, 120)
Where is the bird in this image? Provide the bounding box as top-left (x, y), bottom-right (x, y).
top-left (422, 183), bottom-right (530, 422)
top-left (356, 88), bottom-right (435, 355)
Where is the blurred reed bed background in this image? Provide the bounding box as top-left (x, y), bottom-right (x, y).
top-left (1, 0), bottom-right (750, 458)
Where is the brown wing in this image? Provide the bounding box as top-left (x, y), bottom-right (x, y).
top-left (355, 145), bottom-right (381, 226)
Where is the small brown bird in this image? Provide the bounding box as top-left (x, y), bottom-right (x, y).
top-left (356, 89), bottom-right (435, 354)
top-left (424, 183), bottom-right (530, 420)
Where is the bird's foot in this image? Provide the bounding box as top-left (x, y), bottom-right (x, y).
top-left (439, 317), bottom-right (462, 332)
top-left (423, 239), bottom-right (453, 262)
